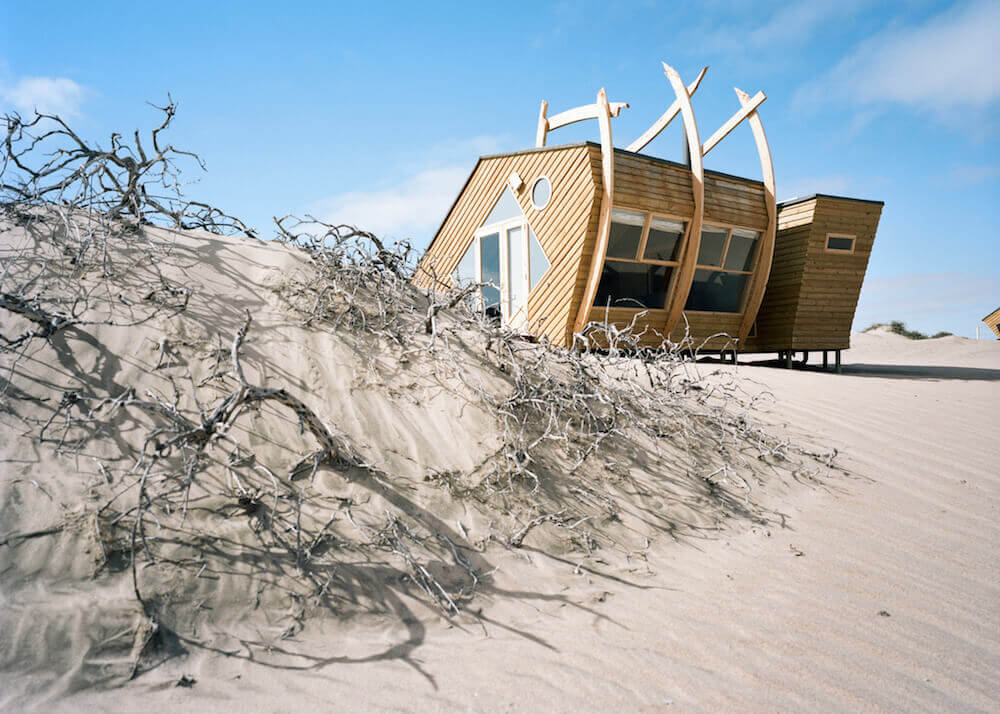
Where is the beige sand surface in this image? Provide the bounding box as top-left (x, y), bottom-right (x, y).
top-left (109, 336), bottom-right (997, 713)
top-left (2, 224), bottom-right (997, 713)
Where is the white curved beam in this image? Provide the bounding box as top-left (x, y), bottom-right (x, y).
top-left (572, 88), bottom-right (620, 335)
top-left (661, 62), bottom-right (705, 336)
top-left (734, 87), bottom-right (776, 343)
top-left (626, 66), bottom-right (707, 154)
top-left (701, 90), bottom-right (766, 156)
top-left (536, 100), bottom-right (549, 147)
top-left (536, 99), bottom-right (628, 148)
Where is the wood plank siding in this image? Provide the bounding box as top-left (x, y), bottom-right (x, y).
top-left (414, 144), bottom-right (599, 346)
top-left (583, 148), bottom-right (769, 349)
top-left (418, 142), bottom-right (882, 353)
top-left (743, 195), bottom-right (883, 352)
top-left (983, 307), bottom-right (1000, 339)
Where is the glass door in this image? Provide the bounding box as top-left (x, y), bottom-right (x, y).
top-left (467, 218), bottom-right (538, 327)
top-left (505, 224), bottom-right (528, 326)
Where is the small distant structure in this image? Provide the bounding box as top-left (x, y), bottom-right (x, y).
top-left (416, 63), bottom-right (883, 370)
top-left (983, 307), bottom-right (1000, 339)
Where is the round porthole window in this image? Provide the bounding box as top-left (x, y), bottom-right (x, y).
top-left (531, 176), bottom-right (551, 210)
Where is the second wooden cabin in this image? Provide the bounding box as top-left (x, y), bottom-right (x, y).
top-left (416, 63), bottom-right (883, 365)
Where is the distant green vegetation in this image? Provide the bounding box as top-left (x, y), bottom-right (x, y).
top-left (864, 321), bottom-right (953, 340)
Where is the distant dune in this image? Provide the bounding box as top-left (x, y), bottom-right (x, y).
top-left (1, 218), bottom-right (997, 713)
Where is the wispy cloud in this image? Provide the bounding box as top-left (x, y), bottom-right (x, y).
top-left (795, 1), bottom-right (1000, 116)
top-left (740, 0), bottom-right (865, 49)
top-left (690, 0), bottom-right (868, 59)
top-left (316, 166), bottom-right (471, 243)
top-left (0, 76), bottom-right (88, 118)
top-left (314, 135), bottom-right (509, 246)
top-left (938, 163), bottom-right (1000, 187)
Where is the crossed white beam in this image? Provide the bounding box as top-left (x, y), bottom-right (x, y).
top-left (535, 62), bottom-right (776, 342)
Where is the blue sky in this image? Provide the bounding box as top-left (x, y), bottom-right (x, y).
top-left (2, 0), bottom-right (997, 336)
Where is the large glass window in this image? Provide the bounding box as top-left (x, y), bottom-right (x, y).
top-left (595, 262), bottom-right (671, 310)
top-left (607, 208), bottom-right (646, 259)
top-left (593, 208), bottom-right (688, 310)
top-left (684, 225), bottom-right (760, 313)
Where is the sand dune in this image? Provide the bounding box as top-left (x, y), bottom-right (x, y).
top-left (2, 221), bottom-right (997, 713)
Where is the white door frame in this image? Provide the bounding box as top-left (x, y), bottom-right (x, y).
top-left (474, 217), bottom-right (531, 325)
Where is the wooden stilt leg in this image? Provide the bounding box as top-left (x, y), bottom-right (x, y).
top-left (785, 351), bottom-right (793, 369)
top-left (835, 349), bottom-right (842, 374)
top-left (823, 350), bottom-right (828, 370)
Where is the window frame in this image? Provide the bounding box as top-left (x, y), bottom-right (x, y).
top-left (825, 232), bottom-right (856, 254)
top-left (530, 175), bottom-right (552, 211)
top-left (604, 206), bottom-right (689, 268)
top-left (592, 205), bottom-right (692, 311)
top-left (463, 215), bottom-right (550, 325)
top-left (684, 221), bottom-right (763, 315)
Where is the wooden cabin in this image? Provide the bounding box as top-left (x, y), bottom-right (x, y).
top-left (983, 307), bottom-right (1000, 339)
top-left (415, 64), bottom-right (883, 365)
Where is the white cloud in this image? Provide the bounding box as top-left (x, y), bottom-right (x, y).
top-left (693, 0), bottom-right (867, 56)
top-left (314, 135), bottom-right (511, 246)
top-left (316, 166), bottom-right (471, 243)
top-left (939, 163), bottom-right (1000, 186)
top-left (744, 0), bottom-right (863, 48)
top-left (795, 1), bottom-right (1000, 113)
top-left (0, 76), bottom-right (87, 117)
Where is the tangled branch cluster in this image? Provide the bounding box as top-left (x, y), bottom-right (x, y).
top-left (2, 98), bottom-right (253, 236)
top-left (0, 104), bottom-right (834, 682)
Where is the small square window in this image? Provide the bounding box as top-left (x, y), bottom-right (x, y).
top-left (826, 234), bottom-right (855, 253)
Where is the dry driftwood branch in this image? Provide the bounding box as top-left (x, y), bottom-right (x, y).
top-left (0, 104), bottom-right (838, 679)
top-left (2, 99), bottom-right (254, 236)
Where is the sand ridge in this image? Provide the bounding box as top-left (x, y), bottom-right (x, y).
top-left (1, 220), bottom-right (998, 713)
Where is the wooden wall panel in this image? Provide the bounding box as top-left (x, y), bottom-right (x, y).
top-left (576, 149), bottom-right (769, 349)
top-left (418, 143), bottom-right (881, 354)
top-left (788, 197), bottom-right (882, 350)
top-left (416, 145), bottom-right (599, 347)
top-left (744, 196), bottom-right (882, 352)
top-left (984, 308), bottom-right (1000, 339)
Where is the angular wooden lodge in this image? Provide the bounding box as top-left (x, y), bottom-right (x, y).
top-left (416, 64), bottom-right (883, 367)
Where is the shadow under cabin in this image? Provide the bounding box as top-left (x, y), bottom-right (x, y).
top-left (414, 63), bottom-right (883, 371)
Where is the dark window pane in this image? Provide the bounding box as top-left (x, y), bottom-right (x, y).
top-left (827, 235), bottom-right (854, 251)
top-left (643, 217), bottom-right (685, 261)
top-left (696, 227), bottom-right (728, 266)
top-left (685, 269), bottom-right (748, 313)
top-left (480, 232), bottom-right (500, 308)
top-left (607, 208), bottom-right (645, 259)
top-left (724, 229), bottom-right (759, 271)
top-left (593, 260), bottom-right (671, 309)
